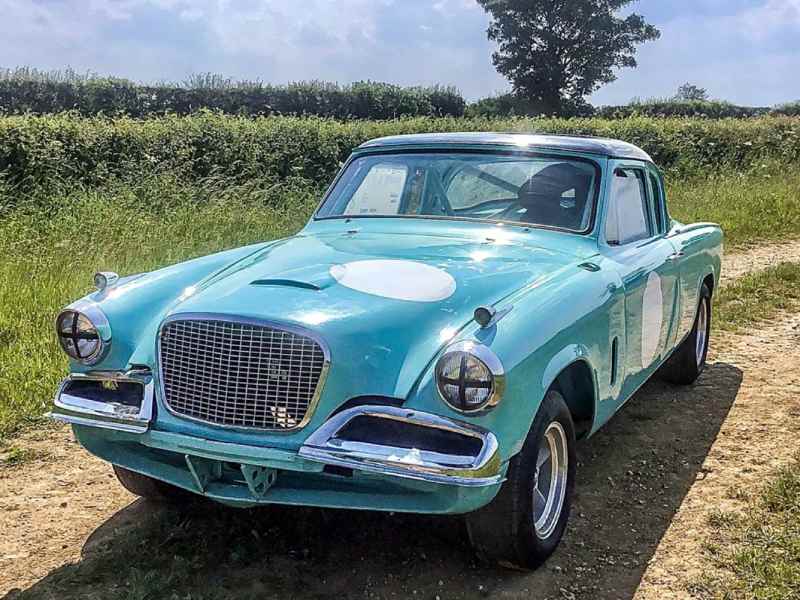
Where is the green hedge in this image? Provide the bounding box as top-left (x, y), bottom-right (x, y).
top-left (0, 75), bottom-right (465, 119)
top-left (465, 93), bottom-right (594, 118)
top-left (466, 94), bottom-right (800, 120)
top-left (595, 100), bottom-right (800, 119)
top-left (596, 100), bottom-right (771, 119)
top-left (1, 113), bottom-right (799, 202)
top-left (774, 101), bottom-right (800, 117)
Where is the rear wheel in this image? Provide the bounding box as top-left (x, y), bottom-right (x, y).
top-left (465, 390), bottom-right (576, 569)
top-left (659, 283), bottom-right (712, 385)
top-left (113, 465), bottom-right (193, 503)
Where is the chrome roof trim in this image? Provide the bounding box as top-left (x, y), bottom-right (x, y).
top-left (357, 132), bottom-right (653, 162)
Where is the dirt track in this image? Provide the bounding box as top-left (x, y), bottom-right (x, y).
top-left (2, 242), bottom-right (800, 599)
top-left (721, 239), bottom-right (800, 283)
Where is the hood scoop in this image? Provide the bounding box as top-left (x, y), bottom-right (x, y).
top-left (251, 278), bottom-right (321, 291)
top-left (248, 264), bottom-right (338, 292)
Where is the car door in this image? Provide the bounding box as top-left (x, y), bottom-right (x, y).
top-left (601, 162), bottom-right (681, 404)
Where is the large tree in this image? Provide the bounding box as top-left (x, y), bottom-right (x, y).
top-left (477, 0), bottom-right (660, 115)
top-left (673, 83), bottom-right (709, 102)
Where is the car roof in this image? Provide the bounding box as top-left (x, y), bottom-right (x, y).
top-left (357, 132), bottom-right (653, 162)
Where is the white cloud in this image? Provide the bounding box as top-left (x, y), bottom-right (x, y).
top-left (207, 0), bottom-right (383, 55)
top-left (433, 0), bottom-right (481, 15)
top-left (740, 0), bottom-right (800, 34)
top-left (179, 7), bottom-right (205, 22)
top-left (593, 0), bottom-right (800, 105)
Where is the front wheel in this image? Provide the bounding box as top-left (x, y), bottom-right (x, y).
top-left (465, 390), bottom-right (576, 570)
top-left (113, 465), bottom-right (193, 504)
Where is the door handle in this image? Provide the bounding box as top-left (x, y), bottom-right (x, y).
top-left (667, 251), bottom-right (685, 261)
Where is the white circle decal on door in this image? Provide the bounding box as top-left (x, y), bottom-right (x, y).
top-left (641, 272), bottom-right (664, 368)
top-left (330, 260), bottom-right (456, 302)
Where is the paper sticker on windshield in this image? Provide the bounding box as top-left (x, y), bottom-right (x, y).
top-left (344, 164), bottom-right (407, 216)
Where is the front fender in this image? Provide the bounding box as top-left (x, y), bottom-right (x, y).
top-left (66, 242), bottom-right (273, 373)
top-left (541, 344), bottom-right (594, 392)
top-left (404, 265), bottom-right (615, 463)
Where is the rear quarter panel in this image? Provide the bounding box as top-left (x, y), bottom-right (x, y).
top-left (669, 223), bottom-right (724, 342)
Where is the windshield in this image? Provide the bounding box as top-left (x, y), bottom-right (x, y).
top-left (316, 152), bottom-right (599, 232)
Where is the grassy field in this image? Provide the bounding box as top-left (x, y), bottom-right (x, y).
top-left (699, 454), bottom-right (800, 599)
top-left (0, 179), bottom-right (316, 438)
top-left (716, 262), bottom-right (800, 331)
top-left (668, 166), bottom-right (800, 247)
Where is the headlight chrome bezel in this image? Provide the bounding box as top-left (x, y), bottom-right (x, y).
top-left (435, 341), bottom-right (505, 414)
top-left (55, 301), bottom-right (112, 366)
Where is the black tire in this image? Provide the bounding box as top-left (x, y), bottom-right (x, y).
top-left (113, 465), bottom-right (193, 503)
top-left (659, 283), bottom-right (712, 385)
top-left (465, 390), bottom-right (577, 570)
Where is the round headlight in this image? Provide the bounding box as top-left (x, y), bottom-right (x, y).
top-left (56, 308), bottom-right (107, 364)
top-left (436, 341), bottom-right (505, 413)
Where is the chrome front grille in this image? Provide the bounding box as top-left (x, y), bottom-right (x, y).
top-left (159, 316), bottom-right (328, 430)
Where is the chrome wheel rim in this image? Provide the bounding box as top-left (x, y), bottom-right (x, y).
top-left (533, 421), bottom-right (569, 540)
top-left (695, 298), bottom-right (708, 366)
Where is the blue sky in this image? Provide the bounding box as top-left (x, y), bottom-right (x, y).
top-left (2, 0), bottom-right (799, 105)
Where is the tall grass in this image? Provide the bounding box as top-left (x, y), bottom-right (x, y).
top-left (700, 454), bottom-right (800, 598)
top-left (667, 165), bottom-right (800, 246)
top-left (0, 179), bottom-right (317, 438)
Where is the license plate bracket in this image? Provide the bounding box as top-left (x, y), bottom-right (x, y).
top-left (240, 464), bottom-right (278, 500)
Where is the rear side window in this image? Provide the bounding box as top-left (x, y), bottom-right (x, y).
top-left (605, 168), bottom-right (652, 245)
top-left (649, 173), bottom-right (665, 234)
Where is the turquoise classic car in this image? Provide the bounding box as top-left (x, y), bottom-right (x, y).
top-left (51, 133), bottom-right (722, 569)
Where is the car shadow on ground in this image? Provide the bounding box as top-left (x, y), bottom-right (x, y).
top-left (6, 362), bottom-right (743, 600)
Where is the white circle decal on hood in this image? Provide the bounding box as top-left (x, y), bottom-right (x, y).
top-left (330, 260), bottom-right (456, 302)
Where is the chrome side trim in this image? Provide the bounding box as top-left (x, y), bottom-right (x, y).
top-left (298, 406), bottom-right (503, 487)
top-left (48, 369), bottom-right (154, 434)
top-left (156, 313), bottom-right (331, 433)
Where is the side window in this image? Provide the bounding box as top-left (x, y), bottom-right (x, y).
top-left (605, 168), bottom-right (652, 245)
top-left (649, 172), bottom-right (665, 234)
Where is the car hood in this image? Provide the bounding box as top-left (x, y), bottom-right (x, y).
top-left (167, 221), bottom-right (595, 402)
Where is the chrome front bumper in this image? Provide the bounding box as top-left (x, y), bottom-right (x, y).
top-left (51, 373), bottom-right (503, 488)
top-left (299, 406), bottom-right (502, 487)
top-left (49, 370), bottom-right (154, 434)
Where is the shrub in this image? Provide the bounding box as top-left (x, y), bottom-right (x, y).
top-left (0, 113), bottom-right (799, 205)
top-left (773, 101), bottom-right (800, 117)
top-left (595, 99), bottom-right (770, 119)
top-left (0, 68), bottom-right (466, 119)
top-left (466, 93), bottom-right (594, 118)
